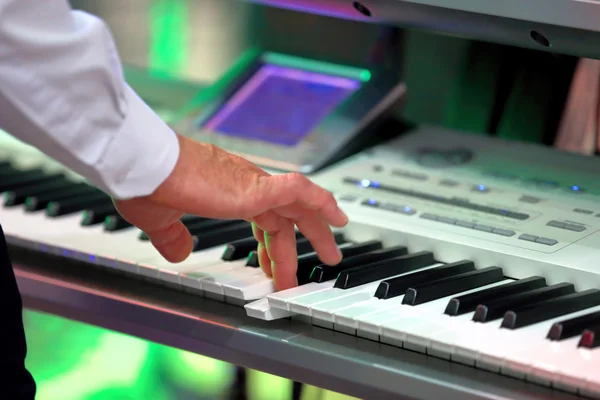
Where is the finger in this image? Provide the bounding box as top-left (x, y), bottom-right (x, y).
top-left (254, 173), bottom-right (348, 227)
top-left (251, 222), bottom-right (265, 244)
top-left (274, 204), bottom-right (342, 266)
top-left (257, 242), bottom-right (272, 277)
top-left (252, 217), bottom-right (271, 276)
top-left (144, 220), bottom-right (194, 263)
top-left (295, 213), bottom-right (342, 266)
top-left (254, 211), bottom-right (298, 289)
top-left (264, 218), bottom-right (298, 290)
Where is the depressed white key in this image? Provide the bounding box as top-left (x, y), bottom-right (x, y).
top-left (267, 282), bottom-right (334, 310)
top-left (245, 297), bottom-right (294, 321)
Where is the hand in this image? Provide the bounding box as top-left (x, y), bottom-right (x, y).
top-left (114, 135), bottom-right (349, 290)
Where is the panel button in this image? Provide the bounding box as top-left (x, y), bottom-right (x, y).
top-left (519, 195), bottom-right (541, 204)
top-left (392, 169), bottom-right (428, 181)
top-left (474, 224), bottom-right (494, 232)
top-left (471, 184), bottom-right (490, 193)
top-left (574, 208), bottom-right (593, 214)
top-left (420, 213), bottom-right (438, 221)
top-left (439, 179), bottom-right (459, 187)
top-left (372, 165), bottom-right (383, 172)
top-left (455, 220), bottom-right (475, 228)
top-left (535, 237), bottom-right (558, 246)
top-left (547, 220), bottom-right (565, 229)
top-left (338, 194), bottom-right (358, 203)
top-left (438, 216), bottom-right (457, 224)
top-left (492, 228), bottom-right (516, 237)
top-left (519, 234), bottom-right (538, 242)
top-left (563, 223), bottom-right (586, 232)
top-left (361, 199), bottom-right (380, 208)
top-left (379, 202), bottom-right (417, 215)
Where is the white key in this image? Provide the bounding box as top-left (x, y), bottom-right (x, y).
top-left (499, 305), bottom-right (600, 381)
top-left (222, 273), bottom-right (274, 302)
top-left (287, 263), bottom-right (441, 317)
top-left (473, 309), bottom-right (596, 374)
top-left (333, 296), bottom-right (406, 334)
top-left (391, 280), bottom-right (513, 353)
top-left (245, 297), bottom-right (294, 321)
top-left (180, 259), bottom-right (249, 292)
top-left (267, 281), bottom-right (334, 310)
top-left (155, 246), bottom-right (228, 285)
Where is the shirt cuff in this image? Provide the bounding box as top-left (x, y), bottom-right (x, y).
top-left (94, 85), bottom-right (180, 200)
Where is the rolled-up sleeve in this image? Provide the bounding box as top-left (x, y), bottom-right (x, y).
top-left (0, 0), bottom-right (179, 199)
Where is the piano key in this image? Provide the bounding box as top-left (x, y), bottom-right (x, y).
top-left (266, 243), bottom-right (402, 310)
top-left (472, 283), bottom-right (576, 323)
top-left (375, 260), bottom-right (476, 300)
top-left (579, 325), bottom-right (600, 348)
top-left (547, 310), bottom-right (600, 341)
top-left (291, 261), bottom-right (443, 324)
top-left (0, 166), bottom-right (43, 180)
top-left (80, 204), bottom-right (118, 226)
top-left (222, 236), bottom-right (259, 261)
top-left (445, 276), bottom-right (547, 316)
top-left (402, 267), bottom-right (504, 306)
top-left (139, 217), bottom-right (229, 241)
top-left (25, 184), bottom-right (98, 211)
top-left (0, 171), bottom-right (64, 192)
top-left (216, 241), bottom-right (353, 302)
top-left (476, 306), bottom-right (600, 374)
top-left (46, 192), bottom-right (112, 217)
top-left (383, 280), bottom-right (513, 350)
top-left (501, 289), bottom-right (600, 330)
top-left (334, 251), bottom-right (436, 289)
top-left (244, 297), bottom-right (294, 321)
top-left (192, 222), bottom-right (253, 251)
top-left (309, 240), bottom-right (387, 283)
top-left (104, 214), bottom-right (132, 231)
top-left (3, 178), bottom-right (75, 206)
top-left (484, 306), bottom-right (600, 379)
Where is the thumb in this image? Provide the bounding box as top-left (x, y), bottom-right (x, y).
top-left (144, 219), bottom-right (194, 263)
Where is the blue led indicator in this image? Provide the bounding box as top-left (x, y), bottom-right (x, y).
top-left (89, 255), bottom-right (96, 262)
top-left (371, 181), bottom-right (381, 188)
top-left (367, 198), bottom-right (377, 205)
top-left (477, 184), bottom-right (486, 191)
top-left (571, 185), bottom-right (580, 191)
top-left (403, 206), bottom-right (412, 212)
top-left (360, 179), bottom-right (371, 188)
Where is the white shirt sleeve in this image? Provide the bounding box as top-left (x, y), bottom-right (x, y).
top-left (0, 0), bottom-right (180, 200)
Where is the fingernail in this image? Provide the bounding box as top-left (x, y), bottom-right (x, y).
top-left (337, 207), bottom-right (349, 224)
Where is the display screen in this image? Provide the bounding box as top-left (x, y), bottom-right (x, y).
top-left (203, 64), bottom-right (361, 146)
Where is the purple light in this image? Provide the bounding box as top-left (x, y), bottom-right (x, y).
top-left (203, 64), bottom-right (360, 146)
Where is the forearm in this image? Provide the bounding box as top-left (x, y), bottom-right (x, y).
top-left (0, 0), bottom-right (179, 199)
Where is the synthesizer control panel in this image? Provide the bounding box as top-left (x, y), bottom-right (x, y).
top-left (308, 126), bottom-right (600, 289)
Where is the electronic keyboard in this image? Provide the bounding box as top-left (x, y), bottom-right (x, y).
top-left (1, 126), bottom-right (599, 399)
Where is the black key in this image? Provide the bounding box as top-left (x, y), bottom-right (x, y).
top-left (223, 237), bottom-right (259, 261)
top-left (309, 240), bottom-right (386, 283)
top-left (3, 178), bottom-right (75, 206)
top-left (192, 222), bottom-right (253, 251)
top-left (547, 310), bottom-right (600, 341)
top-left (46, 192), bottom-right (112, 217)
top-left (334, 251), bottom-right (436, 290)
top-left (376, 260), bottom-right (476, 300)
top-left (0, 171), bottom-right (64, 193)
top-left (501, 289), bottom-right (600, 330)
top-left (81, 203), bottom-right (117, 226)
top-left (402, 266), bottom-right (504, 306)
top-left (24, 184), bottom-right (97, 211)
top-left (578, 325), bottom-right (600, 348)
top-left (240, 232), bottom-right (305, 265)
top-left (445, 276), bottom-right (547, 316)
top-left (245, 232), bottom-right (335, 268)
top-left (138, 217), bottom-right (226, 241)
top-left (104, 215), bottom-right (132, 231)
top-left (0, 166), bottom-right (43, 180)
top-left (473, 283), bottom-right (575, 323)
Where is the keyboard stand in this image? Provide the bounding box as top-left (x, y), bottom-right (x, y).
top-left (11, 248), bottom-right (580, 400)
